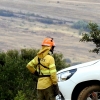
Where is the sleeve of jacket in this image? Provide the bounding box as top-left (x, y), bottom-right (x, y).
top-left (26, 57), bottom-right (37, 74)
top-left (49, 56), bottom-right (58, 85)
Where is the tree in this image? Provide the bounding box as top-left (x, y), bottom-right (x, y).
top-left (80, 22), bottom-right (100, 54)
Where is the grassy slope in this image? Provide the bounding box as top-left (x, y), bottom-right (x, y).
top-left (0, 0), bottom-right (100, 64)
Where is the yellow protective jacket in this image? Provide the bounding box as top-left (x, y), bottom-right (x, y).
top-left (26, 46), bottom-right (58, 89)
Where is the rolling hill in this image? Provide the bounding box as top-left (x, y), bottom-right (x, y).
top-left (0, 0), bottom-right (100, 64)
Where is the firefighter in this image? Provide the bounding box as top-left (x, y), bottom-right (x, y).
top-left (26, 37), bottom-right (59, 100)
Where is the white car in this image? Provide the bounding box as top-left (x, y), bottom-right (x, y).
top-left (57, 59), bottom-right (100, 100)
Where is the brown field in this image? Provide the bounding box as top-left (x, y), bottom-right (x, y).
top-left (0, 0), bottom-right (100, 64)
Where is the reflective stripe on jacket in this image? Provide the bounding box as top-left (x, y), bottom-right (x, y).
top-left (26, 54), bottom-right (58, 89)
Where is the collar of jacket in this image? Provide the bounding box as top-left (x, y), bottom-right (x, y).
top-left (37, 46), bottom-right (51, 58)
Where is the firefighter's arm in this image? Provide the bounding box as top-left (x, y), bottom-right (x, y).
top-left (49, 57), bottom-right (59, 96)
top-left (26, 59), bottom-right (36, 74)
top-left (50, 69), bottom-right (58, 84)
top-left (49, 57), bottom-right (58, 84)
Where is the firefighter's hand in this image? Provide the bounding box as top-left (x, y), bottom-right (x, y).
top-left (53, 84), bottom-right (59, 97)
top-left (34, 71), bottom-right (39, 76)
top-left (32, 71), bottom-right (39, 82)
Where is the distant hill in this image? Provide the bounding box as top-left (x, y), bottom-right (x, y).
top-left (0, 0), bottom-right (100, 64)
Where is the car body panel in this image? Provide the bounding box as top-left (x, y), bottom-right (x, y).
top-left (58, 80), bottom-right (76, 100)
top-left (57, 59), bottom-right (100, 100)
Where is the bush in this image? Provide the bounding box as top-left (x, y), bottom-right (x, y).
top-left (0, 10), bottom-right (14, 17)
top-left (38, 18), bottom-right (53, 24)
top-left (14, 91), bottom-right (27, 100)
top-left (53, 53), bottom-right (70, 71)
top-left (72, 20), bottom-right (89, 31)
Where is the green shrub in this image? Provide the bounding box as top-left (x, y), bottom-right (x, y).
top-left (72, 20), bottom-right (89, 31)
top-left (14, 90), bottom-right (27, 100)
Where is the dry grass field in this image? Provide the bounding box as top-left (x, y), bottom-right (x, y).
top-left (0, 0), bottom-right (100, 64)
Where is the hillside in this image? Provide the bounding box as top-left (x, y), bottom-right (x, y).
top-left (0, 0), bottom-right (100, 64)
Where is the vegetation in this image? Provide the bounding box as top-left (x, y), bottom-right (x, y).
top-left (0, 48), bottom-right (69, 100)
top-left (0, 10), bottom-right (15, 17)
top-left (72, 20), bottom-right (89, 35)
top-left (0, 9), bottom-right (65, 25)
top-left (72, 20), bottom-right (88, 30)
top-left (80, 22), bottom-right (100, 54)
